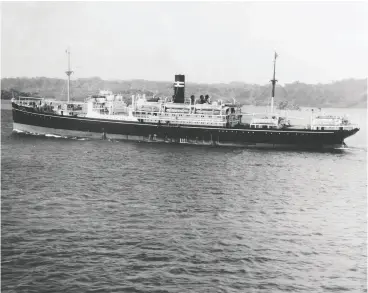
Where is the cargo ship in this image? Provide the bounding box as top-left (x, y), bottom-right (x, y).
top-left (11, 51), bottom-right (359, 149)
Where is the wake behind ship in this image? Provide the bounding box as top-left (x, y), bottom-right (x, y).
top-left (11, 52), bottom-right (359, 150)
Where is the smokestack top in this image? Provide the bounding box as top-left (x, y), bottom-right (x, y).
top-left (173, 74), bottom-right (185, 103)
top-left (175, 74), bottom-right (185, 82)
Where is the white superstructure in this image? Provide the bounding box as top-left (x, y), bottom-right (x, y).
top-left (131, 94), bottom-right (242, 127)
top-left (311, 114), bottom-right (358, 130)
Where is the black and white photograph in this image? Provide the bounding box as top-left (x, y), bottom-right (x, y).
top-left (1, 1), bottom-right (367, 292)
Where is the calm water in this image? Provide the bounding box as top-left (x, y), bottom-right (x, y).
top-left (1, 103), bottom-right (367, 293)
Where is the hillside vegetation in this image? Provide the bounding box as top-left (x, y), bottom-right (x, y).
top-left (1, 77), bottom-right (366, 108)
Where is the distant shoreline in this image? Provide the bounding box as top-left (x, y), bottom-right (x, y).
top-left (2, 76), bottom-right (366, 108)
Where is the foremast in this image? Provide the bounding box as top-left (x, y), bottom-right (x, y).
top-left (65, 48), bottom-right (73, 103)
top-left (270, 51), bottom-right (278, 113)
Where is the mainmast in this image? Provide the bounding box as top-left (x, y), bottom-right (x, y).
top-left (65, 48), bottom-right (73, 103)
top-left (270, 51), bottom-right (278, 113)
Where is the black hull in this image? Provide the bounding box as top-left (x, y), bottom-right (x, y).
top-left (12, 104), bottom-right (359, 150)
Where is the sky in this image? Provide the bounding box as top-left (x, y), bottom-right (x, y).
top-left (1, 1), bottom-right (367, 85)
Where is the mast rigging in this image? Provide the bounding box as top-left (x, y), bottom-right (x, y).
top-left (270, 51), bottom-right (278, 113)
top-left (65, 48), bottom-right (73, 103)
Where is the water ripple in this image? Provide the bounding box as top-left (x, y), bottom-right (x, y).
top-left (2, 108), bottom-right (367, 293)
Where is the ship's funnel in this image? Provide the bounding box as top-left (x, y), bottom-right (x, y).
top-left (173, 75), bottom-right (185, 103)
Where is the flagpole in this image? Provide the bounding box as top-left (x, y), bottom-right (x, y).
top-left (271, 51), bottom-right (278, 113)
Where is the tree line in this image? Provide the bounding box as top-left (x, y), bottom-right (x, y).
top-left (1, 77), bottom-right (366, 108)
